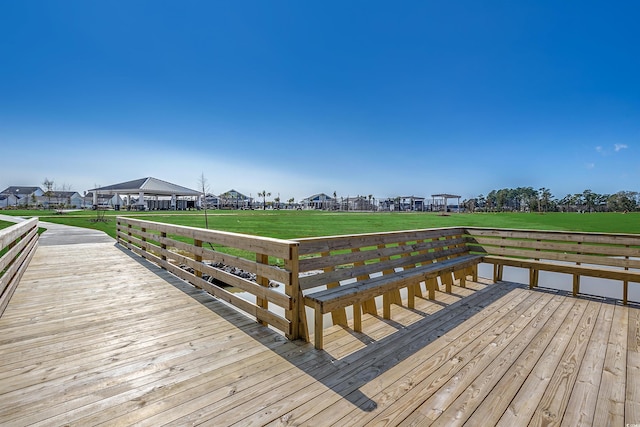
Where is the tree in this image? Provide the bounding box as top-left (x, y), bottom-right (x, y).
top-left (583, 189), bottom-right (596, 213)
top-left (538, 187), bottom-right (552, 213)
top-left (199, 173), bottom-right (210, 229)
top-left (258, 190), bottom-right (271, 210)
top-left (42, 178), bottom-right (54, 209)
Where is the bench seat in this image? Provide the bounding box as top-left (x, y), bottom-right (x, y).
top-left (305, 254), bottom-right (484, 312)
top-left (304, 253), bottom-right (483, 349)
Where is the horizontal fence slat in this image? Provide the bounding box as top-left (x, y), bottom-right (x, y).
top-left (469, 236), bottom-right (640, 258)
top-left (475, 245), bottom-right (640, 269)
top-left (0, 218), bottom-right (38, 249)
top-left (465, 227), bottom-right (640, 247)
top-left (296, 227), bottom-right (466, 255)
top-left (118, 217), bottom-right (295, 259)
top-left (298, 236), bottom-right (467, 272)
top-left (483, 256), bottom-right (640, 283)
top-left (299, 245), bottom-right (469, 291)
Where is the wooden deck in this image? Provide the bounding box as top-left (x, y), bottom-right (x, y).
top-left (0, 240), bottom-right (639, 426)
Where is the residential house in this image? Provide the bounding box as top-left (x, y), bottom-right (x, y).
top-left (0, 186), bottom-right (44, 207)
top-left (0, 194), bottom-right (19, 208)
top-left (301, 193), bottom-right (334, 210)
top-left (219, 190), bottom-right (252, 209)
top-left (35, 191), bottom-right (84, 209)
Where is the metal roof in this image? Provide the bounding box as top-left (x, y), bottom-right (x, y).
top-left (89, 177), bottom-right (201, 196)
top-left (1, 186), bottom-right (43, 195)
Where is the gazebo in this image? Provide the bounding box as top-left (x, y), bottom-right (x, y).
top-left (89, 177), bottom-right (202, 210)
top-left (431, 193), bottom-right (461, 214)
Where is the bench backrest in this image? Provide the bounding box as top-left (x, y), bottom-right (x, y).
top-left (466, 227), bottom-right (640, 270)
top-left (295, 227), bottom-right (470, 292)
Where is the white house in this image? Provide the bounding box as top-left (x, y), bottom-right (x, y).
top-left (34, 191), bottom-right (84, 209)
top-left (0, 194), bottom-right (19, 208)
top-left (0, 186), bottom-right (44, 207)
top-left (301, 193), bottom-right (335, 210)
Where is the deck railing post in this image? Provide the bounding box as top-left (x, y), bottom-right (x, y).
top-left (161, 232), bottom-right (167, 264)
top-left (256, 253), bottom-right (269, 326)
top-left (284, 243), bottom-right (304, 340)
top-left (194, 239), bottom-right (203, 278)
top-left (141, 227), bottom-right (147, 252)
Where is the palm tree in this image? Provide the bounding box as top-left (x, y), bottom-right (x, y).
top-left (258, 190), bottom-right (271, 210)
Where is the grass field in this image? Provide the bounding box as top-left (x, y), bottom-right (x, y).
top-left (2, 209), bottom-right (640, 239)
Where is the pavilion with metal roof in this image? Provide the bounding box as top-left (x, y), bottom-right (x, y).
top-left (88, 177), bottom-right (202, 210)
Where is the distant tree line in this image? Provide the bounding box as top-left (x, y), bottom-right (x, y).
top-left (463, 188), bottom-right (640, 213)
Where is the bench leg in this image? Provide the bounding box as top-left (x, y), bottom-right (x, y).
top-left (383, 293), bottom-right (391, 319)
top-left (529, 269), bottom-right (535, 289)
top-left (314, 309), bottom-right (324, 350)
top-left (441, 272), bottom-right (453, 292)
top-left (353, 303), bottom-right (362, 332)
top-left (408, 285), bottom-right (415, 309)
top-left (427, 278), bottom-right (436, 300)
top-left (472, 264), bottom-right (478, 282)
top-left (459, 274), bottom-right (466, 288)
top-left (572, 274), bottom-right (580, 297)
top-left (444, 274), bottom-right (452, 293)
top-left (493, 264), bottom-right (503, 282)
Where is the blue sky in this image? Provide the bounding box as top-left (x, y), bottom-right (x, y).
top-left (1, 1), bottom-right (638, 201)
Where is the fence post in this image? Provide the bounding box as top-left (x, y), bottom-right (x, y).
top-left (256, 253), bottom-right (269, 326)
top-left (284, 243), bottom-right (304, 340)
top-left (194, 239), bottom-right (203, 278)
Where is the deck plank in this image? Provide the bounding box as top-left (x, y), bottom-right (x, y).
top-left (593, 304), bottom-right (629, 426)
top-left (392, 293), bottom-right (569, 427)
top-left (1, 239), bottom-right (639, 427)
top-left (627, 306), bottom-right (640, 425)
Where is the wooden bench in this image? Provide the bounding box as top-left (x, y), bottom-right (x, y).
top-left (296, 227), bottom-right (483, 349)
top-left (466, 227), bottom-right (640, 305)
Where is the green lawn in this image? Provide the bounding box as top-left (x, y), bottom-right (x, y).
top-left (2, 209), bottom-right (640, 239)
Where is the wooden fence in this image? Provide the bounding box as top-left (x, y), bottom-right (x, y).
top-left (0, 218), bottom-right (39, 317)
top-left (115, 220), bottom-right (640, 343)
top-left (466, 227), bottom-right (640, 305)
top-left (116, 217), bottom-right (304, 340)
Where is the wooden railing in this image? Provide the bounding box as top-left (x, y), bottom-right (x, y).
top-left (116, 217), bottom-right (303, 340)
top-left (114, 220), bottom-right (640, 343)
top-left (466, 227), bottom-right (640, 305)
top-left (0, 218), bottom-right (39, 317)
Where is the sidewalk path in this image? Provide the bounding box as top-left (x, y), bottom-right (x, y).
top-left (0, 214), bottom-right (114, 246)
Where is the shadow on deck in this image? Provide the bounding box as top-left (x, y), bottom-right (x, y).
top-left (0, 241), bottom-right (638, 426)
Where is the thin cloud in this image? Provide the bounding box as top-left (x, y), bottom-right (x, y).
top-left (595, 146), bottom-right (603, 153)
top-left (614, 143), bottom-right (628, 152)
top-left (585, 163), bottom-right (595, 169)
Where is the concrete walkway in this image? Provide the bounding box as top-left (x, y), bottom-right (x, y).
top-left (0, 214), bottom-right (114, 246)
